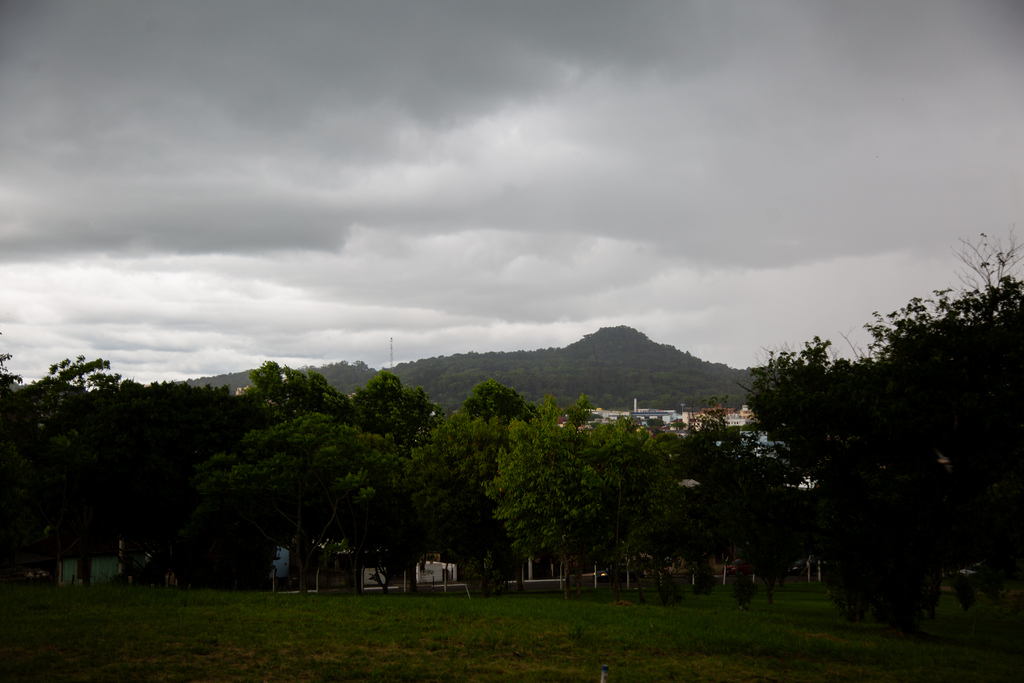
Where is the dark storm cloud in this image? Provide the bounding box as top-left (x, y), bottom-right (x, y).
top-left (3, 0), bottom-right (1017, 264)
top-left (1, 1), bottom-right (1023, 381)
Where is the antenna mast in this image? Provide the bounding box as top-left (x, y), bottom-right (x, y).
top-left (390, 337), bottom-right (394, 370)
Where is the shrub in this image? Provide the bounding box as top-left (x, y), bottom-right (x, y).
top-left (973, 566), bottom-right (1005, 604)
top-left (732, 573), bottom-right (758, 610)
top-left (691, 563), bottom-right (717, 596)
top-left (652, 567), bottom-right (683, 606)
top-left (952, 574), bottom-right (976, 611)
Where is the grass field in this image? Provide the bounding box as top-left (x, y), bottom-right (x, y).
top-left (3, 582), bottom-right (1022, 682)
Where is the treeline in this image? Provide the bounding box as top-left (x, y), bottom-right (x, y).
top-left (0, 358), bottom-right (439, 591)
top-left (2, 268), bottom-right (1022, 633)
top-left (185, 360), bottom-right (377, 398)
top-left (185, 326), bottom-right (749, 413)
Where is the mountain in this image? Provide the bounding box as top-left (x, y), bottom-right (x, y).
top-left (185, 326), bottom-right (749, 413)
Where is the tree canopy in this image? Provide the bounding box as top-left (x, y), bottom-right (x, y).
top-left (747, 274), bottom-right (1024, 631)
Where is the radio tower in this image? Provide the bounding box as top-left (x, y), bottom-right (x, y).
top-left (390, 337), bottom-right (394, 370)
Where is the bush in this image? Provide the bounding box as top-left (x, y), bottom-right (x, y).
top-left (732, 573), bottom-right (758, 610)
top-left (974, 566), bottom-right (1005, 604)
top-left (652, 567), bottom-right (682, 606)
top-left (691, 563), bottom-right (717, 596)
top-left (952, 574), bottom-right (976, 611)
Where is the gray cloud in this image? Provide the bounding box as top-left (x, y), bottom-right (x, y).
top-left (1, 1), bottom-right (1022, 382)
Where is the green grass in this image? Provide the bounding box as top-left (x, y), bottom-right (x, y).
top-left (3, 582), bottom-right (1022, 682)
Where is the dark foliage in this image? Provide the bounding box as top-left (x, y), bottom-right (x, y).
top-left (748, 275), bottom-right (1024, 631)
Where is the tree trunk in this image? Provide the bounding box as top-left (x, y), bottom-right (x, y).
top-left (516, 562), bottom-right (525, 591)
top-left (297, 553), bottom-right (307, 594)
top-left (562, 555), bottom-right (570, 601)
top-left (479, 556), bottom-right (491, 598)
top-left (54, 535), bottom-right (63, 587)
top-left (925, 564), bottom-right (942, 620)
top-left (408, 563), bottom-right (417, 592)
top-left (75, 505), bottom-right (94, 587)
top-left (575, 543), bottom-right (585, 601)
top-left (613, 479), bottom-right (622, 602)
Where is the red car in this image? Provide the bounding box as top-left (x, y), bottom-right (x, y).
top-left (726, 560), bottom-right (754, 576)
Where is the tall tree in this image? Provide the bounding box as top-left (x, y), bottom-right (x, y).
top-left (0, 340), bottom-right (31, 562)
top-left (683, 417), bottom-right (807, 605)
top-left (88, 380), bottom-right (266, 585)
top-left (413, 412), bottom-right (514, 597)
top-left (489, 395), bottom-right (603, 600)
top-left (461, 378), bottom-right (539, 423)
top-left (748, 272), bottom-right (1024, 631)
top-left (247, 361), bottom-right (354, 424)
top-left (12, 357), bottom-right (120, 585)
top-left (588, 418), bottom-right (658, 601)
top-left (194, 414), bottom-right (385, 594)
top-left (411, 380), bottom-right (535, 597)
top-left (353, 371), bottom-right (439, 453)
top-left (352, 370), bottom-right (439, 585)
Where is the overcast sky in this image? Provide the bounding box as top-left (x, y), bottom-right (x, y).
top-left (2, 1), bottom-right (1022, 383)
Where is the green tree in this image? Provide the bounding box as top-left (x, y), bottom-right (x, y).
top-left (0, 442), bottom-right (30, 563)
top-left (352, 371), bottom-right (440, 585)
top-left (194, 414), bottom-right (385, 594)
top-left (354, 371), bottom-right (439, 454)
top-left (12, 357), bottom-right (121, 585)
top-left (411, 380), bottom-right (536, 597)
top-left (412, 412), bottom-right (515, 597)
top-left (488, 395), bottom-right (603, 600)
top-left (247, 361), bottom-right (353, 424)
top-left (88, 380), bottom-right (265, 586)
top-left (461, 378), bottom-right (539, 422)
top-left (588, 418), bottom-right (660, 602)
top-left (748, 272), bottom-right (1024, 631)
top-left (0, 341), bottom-right (31, 562)
top-left (359, 458), bottom-right (424, 594)
top-left (683, 419), bottom-right (807, 606)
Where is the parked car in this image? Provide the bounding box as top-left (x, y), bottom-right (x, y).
top-left (726, 560), bottom-right (754, 576)
top-left (597, 566), bottom-right (642, 583)
top-left (788, 555), bottom-right (821, 575)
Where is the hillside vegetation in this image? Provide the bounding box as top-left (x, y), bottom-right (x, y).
top-left (186, 326), bottom-right (749, 412)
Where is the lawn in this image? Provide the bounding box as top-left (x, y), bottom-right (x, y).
top-left (3, 581), bottom-right (1022, 682)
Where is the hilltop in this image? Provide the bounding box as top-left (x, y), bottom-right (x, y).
top-left (186, 326), bottom-right (749, 412)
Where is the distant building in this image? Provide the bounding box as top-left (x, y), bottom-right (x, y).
top-left (631, 409), bottom-right (679, 424)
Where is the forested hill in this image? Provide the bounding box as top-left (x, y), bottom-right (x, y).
top-left (186, 327), bottom-right (749, 412)
top-left (390, 326), bottom-right (748, 412)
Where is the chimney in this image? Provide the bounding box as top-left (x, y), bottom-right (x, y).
top-left (634, 398), bottom-right (637, 412)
